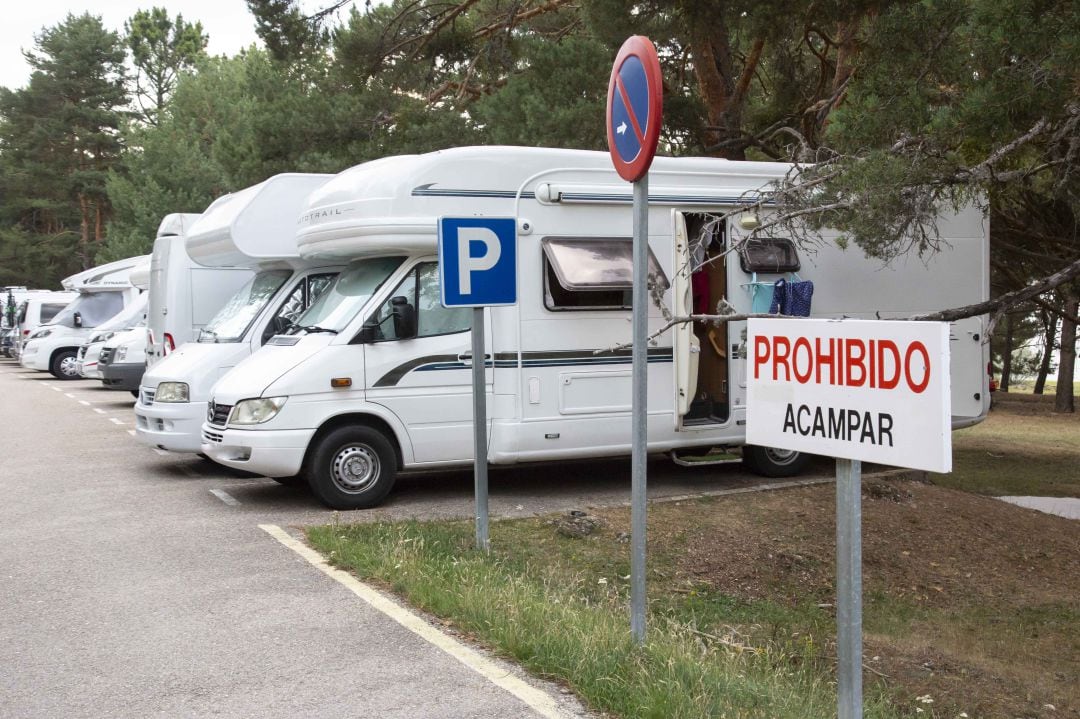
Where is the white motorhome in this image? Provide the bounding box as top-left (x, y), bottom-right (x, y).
top-left (20, 256), bottom-right (147, 379)
top-left (200, 147), bottom-right (990, 510)
top-left (76, 293), bottom-right (149, 379)
top-left (134, 174), bottom-right (341, 454)
top-left (4, 288), bottom-right (72, 359)
top-left (146, 213), bottom-right (253, 368)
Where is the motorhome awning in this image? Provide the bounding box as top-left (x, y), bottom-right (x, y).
top-left (542, 238), bottom-right (669, 291)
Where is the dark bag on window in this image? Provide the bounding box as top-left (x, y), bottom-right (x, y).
top-left (768, 277), bottom-right (814, 317)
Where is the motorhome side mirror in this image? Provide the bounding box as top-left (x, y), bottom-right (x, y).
top-left (73, 312), bottom-right (83, 328)
top-left (355, 323), bottom-right (379, 344)
top-left (391, 296), bottom-right (417, 339)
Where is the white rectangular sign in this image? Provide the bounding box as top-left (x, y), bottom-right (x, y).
top-left (746, 318), bottom-right (952, 473)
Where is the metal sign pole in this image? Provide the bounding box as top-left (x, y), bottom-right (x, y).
top-left (630, 175), bottom-right (649, 642)
top-left (473, 307), bottom-right (490, 552)
top-left (836, 457), bottom-right (863, 719)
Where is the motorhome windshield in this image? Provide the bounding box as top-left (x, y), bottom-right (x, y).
top-left (105, 294), bottom-right (148, 331)
top-left (50, 292), bottom-right (125, 329)
top-left (199, 270), bottom-right (290, 343)
top-left (293, 257), bottom-right (404, 333)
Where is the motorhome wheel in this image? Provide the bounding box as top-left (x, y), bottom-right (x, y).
top-left (741, 445), bottom-right (810, 478)
top-left (49, 350), bottom-right (80, 380)
top-left (306, 426), bottom-right (397, 510)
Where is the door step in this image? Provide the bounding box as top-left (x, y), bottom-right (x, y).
top-left (669, 448), bottom-right (743, 467)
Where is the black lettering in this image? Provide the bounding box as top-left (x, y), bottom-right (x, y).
top-left (812, 406), bottom-right (826, 437)
top-left (829, 407), bottom-right (845, 440)
top-left (783, 404), bottom-right (796, 434)
top-left (878, 413), bottom-right (894, 447)
top-left (847, 410), bottom-right (861, 439)
top-left (797, 404), bottom-right (811, 435)
top-left (860, 412), bottom-right (877, 444)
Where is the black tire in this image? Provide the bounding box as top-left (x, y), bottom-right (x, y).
top-left (49, 349), bottom-right (80, 380)
top-left (741, 445), bottom-right (810, 478)
top-left (305, 425), bottom-right (397, 510)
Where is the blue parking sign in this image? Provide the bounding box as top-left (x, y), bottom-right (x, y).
top-left (439, 217), bottom-right (517, 307)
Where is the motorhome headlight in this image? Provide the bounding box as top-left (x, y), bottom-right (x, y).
top-left (115, 345), bottom-right (128, 362)
top-left (230, 397), bottom-right (287, 425)
top-left (30, 328), bottom-right (52, 340)
top-left (91, 331), bottom-right (115, 344)
top-left (154, 381), bottom-right (189, 403)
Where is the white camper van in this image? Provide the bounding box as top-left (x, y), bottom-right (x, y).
top-left (76, 293), bottom-right (149, 379)
top-left (10, 291), bottom-right (78, 360)
top-left (20, 256), bottom-right (147, 379)
top-left (200, 147), bottom-right (990, 510)
top-left (146, 213), bottom-right (253, 368)
top-left (134, 174), bottom-right (341, 454)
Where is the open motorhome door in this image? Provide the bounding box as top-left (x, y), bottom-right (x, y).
top-left (672, 210), bottom-right (699, 429)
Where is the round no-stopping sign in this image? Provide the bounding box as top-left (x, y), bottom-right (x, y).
top-left (606, 35), bottom-right (663, 182)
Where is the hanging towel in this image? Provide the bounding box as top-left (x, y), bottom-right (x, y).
top-left (768, 277), bottom-right (814, 316)
top-left (747, 272), bottom-right (776, 314)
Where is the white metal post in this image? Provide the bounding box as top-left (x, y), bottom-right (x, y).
top-left (836, 457), bottom-right (863, 719)
top-left (630, 175), bottom-right (649, 642)
top-left (472, 307), bottom-right (489, 552)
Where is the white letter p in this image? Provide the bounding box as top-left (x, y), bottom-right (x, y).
top-left (458, 227), bottom-right (501, 295)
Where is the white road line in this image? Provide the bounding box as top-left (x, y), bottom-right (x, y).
top-left (152, 448), bottom-right (170, 456)
top-left (51, 387), bottom-right (62, 392)
top-left (109, 417), bottom-right (125, 425)
top-left (260, 524), bottom-right (570, 719)
top-left (64, 393), bottom-right (75, 398)
top-left (79, 400), bottom-right (91, 406)
top-left (210, 489), bottom-right (240, 506)
top-left (127, 430), bottom-right (136, 436)
top-left (93, 408), bottom-right (106, 415)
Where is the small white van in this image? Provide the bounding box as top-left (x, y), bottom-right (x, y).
top-left (199, 147), bottom-right (991, 510)
top-left (77, 293), bottom-right (149, 379)
top-left (20, 256), bottom-right (147, 379)
top-left (134, 175), bottom-right (341, 453)
top-left (11, 291), bottom-right (77, 360)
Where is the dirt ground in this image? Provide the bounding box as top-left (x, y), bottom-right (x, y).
top-left (584, 395), bottom-right (1080, 717)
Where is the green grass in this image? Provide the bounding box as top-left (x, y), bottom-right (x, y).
top-left (309, 519), bottom-right (907, 719)
top-left (930, 394), bottom-right (1080, 496)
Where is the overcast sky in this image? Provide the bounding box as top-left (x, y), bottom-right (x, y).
top-left (0, 1), bottom-right (361, 90)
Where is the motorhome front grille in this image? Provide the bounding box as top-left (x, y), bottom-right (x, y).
top-left (140, 388), bottom-right (155, 405)
top-left (99, 348), bottom-right (113, 365)
top-left (208, 402), bottom-right (232, 426)
top-left (202, 428), bottom-right (224, 444)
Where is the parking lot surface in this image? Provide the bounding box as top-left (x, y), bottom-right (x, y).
top-left (0, 363), bottom-right (831, 717)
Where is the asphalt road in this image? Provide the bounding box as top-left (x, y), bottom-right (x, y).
top-left (0, 361), bottom-right (833, 718)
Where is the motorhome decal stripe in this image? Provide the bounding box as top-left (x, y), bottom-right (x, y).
top-left (372, 349), bottom-right (673, 387)
top-left (411, 184), bottom-right (537, 200)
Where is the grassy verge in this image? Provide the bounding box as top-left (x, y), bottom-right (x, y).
top-left (309, 518), bottom-right (904, 719)
top-left (931, 392), bottom-right (1080, 496)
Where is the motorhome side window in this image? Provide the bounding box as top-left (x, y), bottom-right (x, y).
top-left (370, 262), bottom-right (470, 341)
top-left (542, 238), bottom-right (670, 311)
top-left (738, 238), bottom-right (800, 273)
top-left (40, 303), bottom-right (66, 324)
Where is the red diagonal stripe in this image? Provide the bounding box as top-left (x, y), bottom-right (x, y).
top-left (615, 76), bottom-right (647, 146)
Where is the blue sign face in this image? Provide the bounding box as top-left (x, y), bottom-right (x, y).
top-left (438, 217), bottom-right (517, 307)
top-left (610, 55), bottom-right (651, 164)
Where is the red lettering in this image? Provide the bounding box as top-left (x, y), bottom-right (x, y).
top-left (844, 339), bottom-right (867, 387)
top-left (876, 340), bottom-right (901, 390)
top-left (905, 341), bottom-right (931, 393)
top-left (868, 339), bottom-right (876, 388)
top-left (815, 337), bottom-right (836, 384)
top-left (753, 336), bottom-right (771, 380)
top-left (792, 337), bottom-right (813, 384)
top-left (773, 336), bottom-right (791, 381)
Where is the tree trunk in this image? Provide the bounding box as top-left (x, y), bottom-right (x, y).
top-left (1033, 309), bottom-right (1057, 394)
top-left (78, 193), bottom-right (92, 269)
top-left (1000, 314), bottom-right (1014, 391)
top-left (1054, 292), bottom-right (1077, 413)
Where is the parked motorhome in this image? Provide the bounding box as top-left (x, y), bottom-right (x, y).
top-left (20, 256), bottom-right (147, 379)
top-left (198, 147), bottom-right (990, 510)
top-left (146, 213), bottom-right (253, 368)
top-left (134, 174), bottom-right (341, 454)
top-left (99, 327), bottom-right (149, 393)
top-left (10, 291), bottom-right (77, 360)
top-left (76, 293), bottom-right (149, 379)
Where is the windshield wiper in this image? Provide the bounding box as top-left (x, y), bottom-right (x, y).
top-left (296, 325), bottom-right (339, 335)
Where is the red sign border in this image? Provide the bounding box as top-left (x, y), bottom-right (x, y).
top-left (606, 35), bottom-right (663, 183)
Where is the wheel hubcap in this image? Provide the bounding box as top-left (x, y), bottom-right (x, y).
top-left (331, 444), bottom-right (380, 494)
top-left (765, 447), bottom-right (799, 465)
top-left (59, 356), bottom-right (78, 377)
